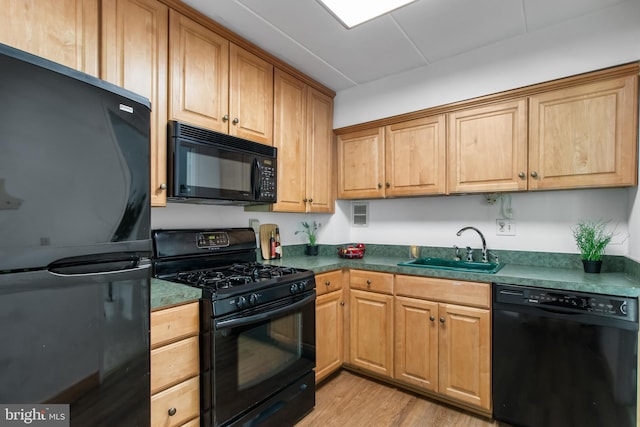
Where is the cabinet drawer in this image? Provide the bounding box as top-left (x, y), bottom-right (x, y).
top-left (151, 336), bottom-right (199, 394)
top-left (350, 270), bottom-right (393, 294)
top-left (151, 376), bottom-right (199, 427)
top-left (316, 270), bottom-right (343, 296)
top-left (395, 275), bottom-right (490, 308)
top-left (151, 302), bottom-right (199, 348)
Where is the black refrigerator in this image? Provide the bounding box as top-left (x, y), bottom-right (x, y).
top-left (0, 44), bottom-right (151, 426)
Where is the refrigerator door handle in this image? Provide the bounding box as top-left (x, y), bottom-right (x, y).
top-left (48, 254), bottom-right (151, 276)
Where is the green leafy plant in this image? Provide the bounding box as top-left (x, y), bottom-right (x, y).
top-left (571, 219), bottom-right (614, 261)
top-left (295, 221), bottom-right (321, 246)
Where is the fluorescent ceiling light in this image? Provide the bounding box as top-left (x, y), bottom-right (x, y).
top-left (317, 0), bottom-right (418, 28)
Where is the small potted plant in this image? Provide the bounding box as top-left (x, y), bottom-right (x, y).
top-left (571, 219), bottom-right (614, 273)
top-left (295, 220), bottom-right (321, 256)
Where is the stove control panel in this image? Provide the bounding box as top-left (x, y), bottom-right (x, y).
top-left (196, 232), bottom-right (230, 249)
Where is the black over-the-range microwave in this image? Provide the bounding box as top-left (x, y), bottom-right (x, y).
top-left (167, 120), bottom-right (277, 205)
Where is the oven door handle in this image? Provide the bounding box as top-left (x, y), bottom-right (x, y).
top-left (215, 293), bottom-right (315, 330)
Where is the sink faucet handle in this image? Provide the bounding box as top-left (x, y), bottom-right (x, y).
top-left (453, 245), bottom-right (461, 261)
top-left (487, 251), bottom-right (499, 264)
top-left (465, 246), bottom-right (474, 262)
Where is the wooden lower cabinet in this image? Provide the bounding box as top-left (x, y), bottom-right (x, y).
top-left (315, 270), bottom-right (344, 383)
top-left (394, 275), bottom-right (491, 412)
top-left (150, 301), bottom-right (200, 426)
top-left (348, 270), bottom-right (394, 378)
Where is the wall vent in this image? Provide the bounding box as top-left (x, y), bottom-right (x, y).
top-left (351, 202), bottom-right (369, 227)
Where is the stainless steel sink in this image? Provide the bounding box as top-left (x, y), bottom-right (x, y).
top-left (398, 257), bottom-right (503, 274)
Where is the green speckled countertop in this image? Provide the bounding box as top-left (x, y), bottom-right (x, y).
top-left (151, 247), bottom-right (640, 309)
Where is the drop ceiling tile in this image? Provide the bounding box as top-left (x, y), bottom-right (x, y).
top-left (393, 0), bottom-right (526, 61)
top-left (238, 0), bottom-right (428, 84)
top-left (523, 0), bottom-right (629, 30)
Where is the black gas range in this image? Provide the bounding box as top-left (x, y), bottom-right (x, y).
top-left (152, 228), bottom-right (316, 427)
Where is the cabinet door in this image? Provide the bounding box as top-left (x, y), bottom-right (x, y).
top-left (438, 303), bottom-right (491, 410)
top-left (349, 289), bottom-right (393, 378)
top-left (337, 128), bottom-right (385, 199)
top-left (169, 10), bottom-right (229, 133)
top-left (229, 43), bottom-right (273, 145)
top-left (272, 69), bottom-right (307, 212)
top-left (385, 115), bottom-right (446, 196)
top-left (529, 75), bottom-right (638, 190)
top-left (316, 290), bottom-right (343, 383)
top-left (0, 0), bottom-right (99, 76)
top-left (306, 88), bottom-right (335, 212)
top-left (394, 296), bottom-right (438, 392)
top-left (102, 0), bottom-right (168, 207)
top-left (448, 99), bottom-right (528, 193)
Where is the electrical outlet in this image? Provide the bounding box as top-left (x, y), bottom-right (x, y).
top-left (496, 219), bottom-right (516, 236)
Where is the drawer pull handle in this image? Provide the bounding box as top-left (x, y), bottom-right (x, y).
top-left (168, 407), bottom-right (177, 416)
top-left (366, 280), bottom-right (372, 286)
top-left (325, 281), bottom-right (331, 286)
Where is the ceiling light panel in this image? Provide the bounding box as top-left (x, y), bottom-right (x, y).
top-left (317, 0), bottom-right (418, 28)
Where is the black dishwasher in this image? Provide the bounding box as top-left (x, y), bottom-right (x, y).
top-left (492, 283), bottom-right (638, 427)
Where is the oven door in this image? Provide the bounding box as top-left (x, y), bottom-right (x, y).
top-left (211, 290), bottom-right (315, 426)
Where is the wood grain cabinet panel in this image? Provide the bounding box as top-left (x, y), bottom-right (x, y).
top-left (316, 289), bottom-right (344, 383)
top-left (169, 11), bottom-right (273, 145)
top-left (337, 127), bottom-right (386, 199)
top-left (448, 99), bottom-right (528, 193)
top-left (349, 289), bottom-right (394, 378)
top-left (0, 0), bottom-right (99, 76)
top-left (101, 0), bottom-right (169, 207)
top-left (270, 70), bottom-right (335, 212)
top-left (150, 302), bottom-right (200, 427)
top-left (385, 115), bottom-right (446, 196)
top-left (528, 75), bottom-right (638, 190)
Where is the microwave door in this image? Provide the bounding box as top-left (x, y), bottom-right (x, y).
top-left (175, 140), bottom-right (252, 201)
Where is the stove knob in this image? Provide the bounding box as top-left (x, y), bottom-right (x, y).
top-left (299, 280), bottom-right (308, 290)
top-left (290, 283), bottom-right (299, 293)
top-left (236, 296), bottom-right (247, 309)
top-left (249, 293), bottom-right (259, 305)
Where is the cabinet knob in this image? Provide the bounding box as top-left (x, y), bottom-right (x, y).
top-left (159, 183), bottom-right (167, 190)
top-left (340, 301), bottom-right (345, 306)
top-left (385, 182), bottom-right (390, 188)
top-left (366, 279), bottom-right (372, 287)
top-left (377, 183), bottom-right (382, 189)
top-left (429, 316), bottom-right (435, 321)
top-left (309, 198), bottom-right (313, 203)
top-left (223, 115), bottom-right (229, 122)
top-left (168, 407), bottom-right (177, 416)
top-left (325, 281), bottom-right (331, 286)
top-left (232, 118), bottom-right (239, 125)
top-left (303, 198), bottom-right (308, 203)
top-left (518, 172), bottom-right (525, 179)
top-left (439, 317), bottom-right (445, 323)
top-left (531, 171), bottom-right (538, 178)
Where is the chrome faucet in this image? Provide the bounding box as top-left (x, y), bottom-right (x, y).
top-left (456, 226), bottom-right (488, 263)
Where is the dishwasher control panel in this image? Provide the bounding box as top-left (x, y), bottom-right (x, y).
top-left (494, 283), bottom-right (638, 321)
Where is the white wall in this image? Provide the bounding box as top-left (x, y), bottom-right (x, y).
top-left (151, 0), bottom-right (640, 260)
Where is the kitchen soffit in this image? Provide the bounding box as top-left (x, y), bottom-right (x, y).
top-left (182, 0), bottom-right (630, 92)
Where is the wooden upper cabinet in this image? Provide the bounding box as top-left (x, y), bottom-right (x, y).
top-left (0, 0), bottom-right (99, 76)
top-left (306, 87), bottom-right (335, 212)
top-left (270, 70), bottom-right (334, 213)
top-left (229, 44), bottom-right (273, 145)
top-left (528, 75), bottom-right (638, 190)
top-left (169, 11), bottom-right (273, 145)
top-left (272, 69), bottom-right (308, 212)
top-left (102, 0), bottom-right (169, 207)
top-left (385, 115), bottom-right (446, 196)
top-left (448, 99), bottom-right (528, 193)
top-left (169, 10), bottom-right (229, 133)
top-left (337, 127), bottom-right (385, 199)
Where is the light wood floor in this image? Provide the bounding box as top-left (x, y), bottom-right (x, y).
top-left (295, 370), bottom-right (500, 427)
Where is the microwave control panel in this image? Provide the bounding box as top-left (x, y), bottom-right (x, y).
top-left (257, 159), bottom-right (276, 201)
